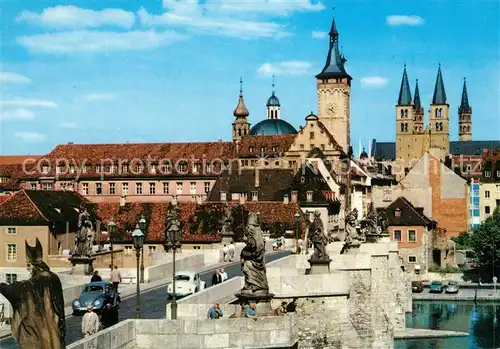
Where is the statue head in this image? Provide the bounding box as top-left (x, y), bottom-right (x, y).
top-left (247, 213), bottom-right (259, 227)
top-left (25, 238), bottom-right (50, 274)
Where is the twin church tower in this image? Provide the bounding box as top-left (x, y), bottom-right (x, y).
top-left (232, 14), bottom-right (473, 166)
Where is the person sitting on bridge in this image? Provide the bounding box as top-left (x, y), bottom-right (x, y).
top-left (207, 303), bottom-right (223, 319)
top-left (274, 301), bottom-right (288, 316)
top-left (245, 303), bottom-right (258, 321)
top-left (286, 298), bottom-right (298, 313)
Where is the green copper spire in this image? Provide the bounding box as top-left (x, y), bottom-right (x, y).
top-left (413, 79), bottom-right (422, 111)
top-left (398, 65), bottom-right (412, 106)
top-left (459, 77), bottom-right (471, 112)
top-left (432, 64), bottom-right (447, 104)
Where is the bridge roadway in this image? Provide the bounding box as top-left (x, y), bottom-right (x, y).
top-left (63, 251), bottom-right (289, 345)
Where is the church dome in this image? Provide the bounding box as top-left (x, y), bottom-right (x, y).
top-left (266, 92), bottom-right (280, 107)
top-left (249, 119), bottom-right (297, 136)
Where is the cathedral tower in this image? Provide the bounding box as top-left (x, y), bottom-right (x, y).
top-left (413, 79), bottom-right (424, 133)
top-left (232, 78), bottom-right (250, 141)
top-left (266, 76), bottom-right (281, 120)
top-left (395, 66), bottom-right (415, 167)
top-left (458, 78), bottom-right (472, 141)
top-left (316, 15), bottom-right (352, 153)
top-left (429, 65), bottom-right (450, 156)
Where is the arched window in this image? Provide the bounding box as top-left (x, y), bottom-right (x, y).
top-left (400, 123), bottom-right (405, 132)
top-left (435, 109), bottom-right (438, 118)
top-left (400, 110), bottom-right (404, 118)
top-left (466, 125), bottom-right (470, 132)
top-left (404, 123), bottom-right (408, 132)
top-left (238, 129), bottom-right (242, 136)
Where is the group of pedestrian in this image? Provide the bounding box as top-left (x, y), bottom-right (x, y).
top-left (211, 268), bottom-right (228, 286)
top-left (222, 241), bottom-right (236, 262)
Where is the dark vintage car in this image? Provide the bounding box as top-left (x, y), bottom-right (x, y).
top-left (411, 281), bottom-right (424, 293)
top-left (72, 281), bottom-right (120, 315)
top-left (429, 281), bottom-right (444, 293)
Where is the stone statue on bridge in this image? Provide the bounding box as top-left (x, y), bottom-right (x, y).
top-left (0, 238), bottom-right (66, 349)
top-left (344, 208), bottom-right (360, 244)
top-left (73, 208), bottom-right (94, 257)
top-left (360, 204), bottom-right (378, 237)
top-left (308, 211), bottom-right (329, 260)
top-left (240, 213), bottom-right (269, 295)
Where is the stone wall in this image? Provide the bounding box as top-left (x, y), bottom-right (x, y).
top-left (68, 319), bottom-right (135, 349)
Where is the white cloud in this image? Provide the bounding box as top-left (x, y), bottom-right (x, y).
top-left (1, 99), bottom-right (58, 108)
top-left (311, 30), bottom-right (327, 39)
top-left (0, 72), bottom-right (32, 84)
top-left (257, 61), bottom-right (313, 77)
top-left (17, 5), bottom-right (136, 29)
top-left (360, 76), bottom-right (389, 88)
top-left (15, 131), bottom-right (46, 142)
top-left (82, 93), bottom-right (118, 102)
top-left (0, 108), bottom-right (35, 121)
top-left (138, 7), bottom-right (287, 39)
top-left (211, 0), bottom-right (325, 16)
top-left (17, 30), bottom-right (185, 54)
top-left (386, 15), bottom-right (425, 26)
top-left (60, 121), bottom-right (77, 128)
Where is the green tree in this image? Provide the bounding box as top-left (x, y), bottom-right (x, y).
top-left (451, 231), bottom-right (472, 250)
top-left (469, 207), bottom-right (500, 280)
top-left (230, 205), bottom-right (249, 242)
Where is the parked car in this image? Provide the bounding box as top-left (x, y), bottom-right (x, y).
top-left (411, 281), bottom-right (424, 293)
top-left (72, 281), bottom-right (120, 315)
top-left (446, 281), bottom-right (459, 294)
top-left (167, 271), bottom-right (206, 299)
top-left (429, 281), bottom-right (443, 293)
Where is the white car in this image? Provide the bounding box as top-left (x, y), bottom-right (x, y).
top-left (167, 271), bottom-right (206, 298)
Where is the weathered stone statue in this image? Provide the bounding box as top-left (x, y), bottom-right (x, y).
top-left (377, 210), bottom-right (389, 234)
top-left (74, 208), bottom-right (94, 257)
top-left (220, 203), bottom-right (234, 244)
top-left (344, 208), bottom-right (360, 243)
top-left (166, 203), bottom-right (181, 235)
top-left (360, 204), bottom-right (378, 238)
top-left (240, 213), bottom-right (269, 294)
top-left (0, 238), bottom-right (66, 349)
top-left (308, 211), bottom-right (329, 260)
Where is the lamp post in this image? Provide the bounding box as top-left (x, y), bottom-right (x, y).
top-left (132, 224), bottom-right (144, 319)
top-left (138, 214), bottom-right (147, 283)
top-left (107, 220), bottom-right (116, 268)
top-left (163, 220), bottom-right (182, 320)
top-left (294, 212), bottom-right (301, 254)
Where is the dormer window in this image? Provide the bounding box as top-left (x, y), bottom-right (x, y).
top-left (394, 208), bottom-right (401, 217)
top-left (485, 170), bottom-right (491, 178)
top-left (249, 147), bottom-right (255, 152)
top-left (135, 164), bottom-right (144, 173)
top-left (252, 191), bottom-right (258, 201)
top-left (206, 163), bottom-right (213, 173)
top-left (0, 176), bottom-right (9, 183)
top-left (122, 164), bottom-right (129, 173)
top-left (41, 165), bottom-right (49, 174)
top-left (220, 192), bottom-right (227, 201)
top-left (306, 191), bottom-right (313, 202)
top-left (193, 163), bottom-right (201, 173)
top-left (272, 146), bottom-right (277, 152)
top-left (69, 165), bottom-right (75, 174)
top-left (95, 165), bottom-right (102, 173)
top-left (109, 164), bottom-right (115, 173)
top-left (260, 147), bottom-right (265, 153)
top-left (84, 165), bottom-right (91, 173)
top-left (56, 165), bottom-right (65, 173)
top-left (177, 162), bottom-right (187, 173)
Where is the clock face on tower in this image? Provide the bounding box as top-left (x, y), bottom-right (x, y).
top-left (326, 103), bottom-right (337, 117)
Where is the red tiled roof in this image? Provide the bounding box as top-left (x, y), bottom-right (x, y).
top-left (0, 155), bottom-right (41, 165)
top-left (238, 135), bottom-right (295, 156)
top-left (0, 195), bottom-right (11, 204)
top-left (27, 141), bottom-right (237, 178)
top-left (0, 164), bottom-right (29, 190)
top-left (0, 190), bottom-right (47, 224)
top-left (95, 201), bottom-right (307, 243)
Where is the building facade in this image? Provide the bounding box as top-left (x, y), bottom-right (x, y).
top-left (480, 149), bottom-right (500, 221)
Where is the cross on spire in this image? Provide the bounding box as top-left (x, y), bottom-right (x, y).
top-left (272, 74), bottom-right (275, 92)
top-left (239, 77), bottom-right (243, 96)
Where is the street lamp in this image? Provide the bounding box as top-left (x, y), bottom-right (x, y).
top-left (294, 212), bottom-right (301, 254)
top-left (138, 214), bottom-right (147, 283)
top-left (163, 220), bottom-right (182, 320)
top-left (107, 220), bottom-right (116, 268)
top-left (132, 224), bottom-right (144, 319)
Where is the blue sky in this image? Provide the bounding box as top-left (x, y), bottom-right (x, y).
top-left (0, 0), bottom-right (499, 155)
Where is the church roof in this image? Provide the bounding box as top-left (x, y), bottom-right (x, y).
top-left (250, 119), bottom-right (297, 136)
top-left (316, 16), bottom-right (351, 80)
top-left (238, 135), bottom-right (296, 157)
top-left (266, 92), bottom-right (280, 107)
top-left (459, 78), bottom-right (471, 113)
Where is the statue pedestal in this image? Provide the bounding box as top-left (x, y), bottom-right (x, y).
top-left (365, 233), bottom-right (379, 243)
top-left (378, 233), bottom-right (391, 243)
top-left (234, 291), bottom-right (275, 316)
top-left (68, 256), bottom-right (96, 276)
top-left (340, 240), bottom-right (361, 254)
top-left (221, 233), bottom-right (235, 246)
top-left (308, 258), bottom-right (332, 275)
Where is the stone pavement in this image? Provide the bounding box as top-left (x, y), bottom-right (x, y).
top-left (413, 287), bottom-right (500, 301)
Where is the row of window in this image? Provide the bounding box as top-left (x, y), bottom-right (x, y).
top-left (42, 162), bottom-right (218, 175)
top-left (220, 191), bottom-right (314, 202)
top-left (81, 181), bottom-right (211, 196)
top-left (484, 187), bottom-right (500, 198)
top-left (484, 170), bottom-right (500, 178)
top-left (393, 229), bottom-right (417, 243)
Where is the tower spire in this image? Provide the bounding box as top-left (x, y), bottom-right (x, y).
top-left (413, 79), bottom-right (422, 111)
top-left (315, 12), bottom-right (351, 81)
top-left (398, 65), bottom-right (412, 106)
top-left (459, 77), bottom-right (470, 112)
top-left (432, 65), bottom-right (447, 104)
top-left (234, 77), bottom-right (249, 117)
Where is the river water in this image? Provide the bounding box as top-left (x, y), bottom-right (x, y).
top-left (396, 300), bottom-right (500, 349)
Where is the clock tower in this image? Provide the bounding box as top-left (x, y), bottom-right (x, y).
top-left (316, 15), bottom-right (352, 153)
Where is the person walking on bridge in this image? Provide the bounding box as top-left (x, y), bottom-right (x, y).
top-left (82, 305), bottom-right (100, 337)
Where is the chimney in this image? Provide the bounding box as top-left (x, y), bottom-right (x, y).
top-left (120, 195), bottom-right (126, 207)
top-left (255, 168), bottom-right (260, 188)
top-left (291, 191), bottom-right (298, 203)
